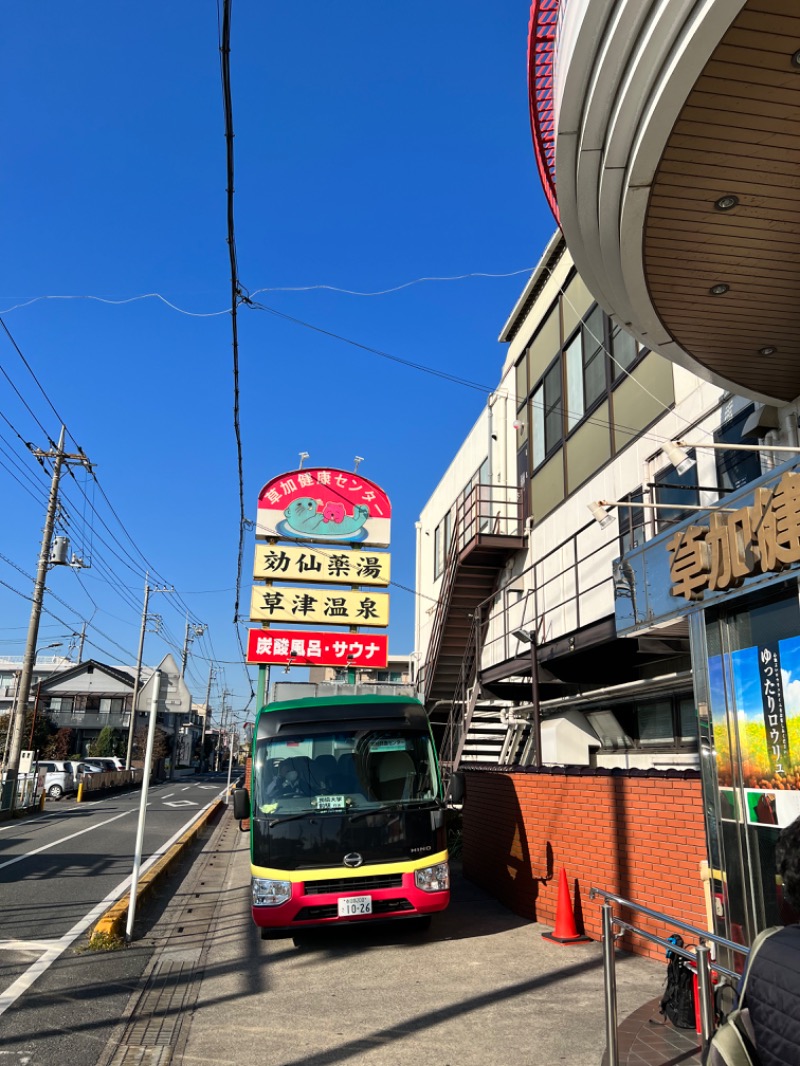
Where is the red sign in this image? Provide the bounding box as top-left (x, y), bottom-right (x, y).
top-left (247, 629), bottom-right (389, 669)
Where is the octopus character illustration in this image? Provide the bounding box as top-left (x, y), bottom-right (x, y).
top-left (283, 497), bottom-right (370, 538)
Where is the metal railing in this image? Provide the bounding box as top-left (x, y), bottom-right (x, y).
top-left (419, 484), bottom-right (522, 703)
top-left (590, 887), bottom-right (750, 1065)
top-left (439, 611), bottom-right (482, 772)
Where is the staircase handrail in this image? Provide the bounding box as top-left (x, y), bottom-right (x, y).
top-left (419, 484), bottom-right (521, 702)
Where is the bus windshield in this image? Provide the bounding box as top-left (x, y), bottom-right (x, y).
top-left (253, 729), bottom-right (439, 817)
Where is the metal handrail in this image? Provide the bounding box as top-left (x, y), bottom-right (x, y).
top-left (590, 886), bottom-right (752, 1066)
top-left (589, 887), bottom-right (747, 965)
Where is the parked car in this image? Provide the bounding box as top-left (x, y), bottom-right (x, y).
top-left (88, 757), bottom-right (125, 772)
top-left (71, 760), bottom-right (104, 781)
top-left (39, 760), bottom-right (76, 799)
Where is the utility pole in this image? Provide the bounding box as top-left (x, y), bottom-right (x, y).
top-left (126, 574), bottom-right (151, 771)
top-left (180, 614), bottom-right (206, 677)
top-left (175, 616), bottom-right (205, 780)
top-left (3, 427), bottom-right (92, 811)
top-left (125, 576), bottom-right (172, 769)
top-left (202, 663), bottom-right (215, 771)
top-left (217, 689), bottom-right (232, 771)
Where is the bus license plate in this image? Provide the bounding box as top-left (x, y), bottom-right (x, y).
top-left (338, 895), bottom-right (372, 917)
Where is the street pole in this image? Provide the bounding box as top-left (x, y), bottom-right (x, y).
top-left (225, 716), bottom-right (236, 803)
top-left (176, 617), bottom-right (204, 779)
top-left (125, 574), bottom-right (150, 770)
top-left (529, 632), bottom-right (542, 769)
top-left (4, 427), bottom-right (67, 811)
top-left (126, 669), bottom-right (160, 943)
top-left (203, 664), bottom-right (214, 771)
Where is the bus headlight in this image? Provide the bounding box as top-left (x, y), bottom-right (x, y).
top-left (414, 862), bottom-right (449, 892)
top-left (252, 878), bottom-right (292, 906)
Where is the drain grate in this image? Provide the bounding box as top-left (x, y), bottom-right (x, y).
top-left (100, 813), bottom-right (239, 1066)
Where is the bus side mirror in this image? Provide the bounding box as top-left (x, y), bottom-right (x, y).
top-left (448, 771), bottom-right (464, 805)
top-left (232, 787), bottom-right (250, 821)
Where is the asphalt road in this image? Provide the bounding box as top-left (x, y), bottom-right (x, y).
top-left (0, 772), bottom-right (229, 1066)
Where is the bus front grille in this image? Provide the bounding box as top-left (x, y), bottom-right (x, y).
top-left (304, 874), bottom-right (403, 895)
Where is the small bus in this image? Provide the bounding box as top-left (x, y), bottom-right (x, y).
top-left (232, 693), bottom-right (460, 935)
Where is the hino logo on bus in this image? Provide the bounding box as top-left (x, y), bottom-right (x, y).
top-left (410, 845), bottom-right (432, 854)
top-left (343, 852), bottom-right (363, 868)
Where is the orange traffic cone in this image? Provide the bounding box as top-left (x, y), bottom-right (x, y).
top-left (542, 868), bottom-right (591, 944)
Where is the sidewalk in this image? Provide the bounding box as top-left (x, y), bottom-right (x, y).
top-left (97, 808), bottom-right (701, 1066)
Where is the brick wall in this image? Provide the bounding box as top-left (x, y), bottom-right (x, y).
top-left (461, 767), bottom-right (708, 960)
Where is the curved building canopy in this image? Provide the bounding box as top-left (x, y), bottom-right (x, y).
top-left (529, 0), bottom-right (800, 405)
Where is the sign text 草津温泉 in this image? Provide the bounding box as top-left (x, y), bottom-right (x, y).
top-left (249, 586), bottom-right (389, 627)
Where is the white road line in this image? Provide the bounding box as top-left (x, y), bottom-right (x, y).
top-left (0, 939), bottom-right (61, 953)
top-left (162, 793), bottom-right (175, 799)
top-left (0, 795), bottom-right (222, 1018)
top-left (181, 786), bottom-right (191, 791)
top-left (0, 811), bottom-right (132, 872)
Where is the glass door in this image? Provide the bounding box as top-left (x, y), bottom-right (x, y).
top-left (693, 581), bottom-right (800, 963)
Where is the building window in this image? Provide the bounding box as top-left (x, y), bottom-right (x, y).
top-left (564, 305), bottom-right (606, 432)
top-left (532, 357), bottom-right (563, 468)
top-left (590, 695), bottom-right (697, 751)
top-left (99, 697), bottom-right (124, 713)
top-left (653, 454), bottom-right (699, 531)
top-left (715, 405), bottom-right (761, 491)
top-left (618, 489), bottom-right (645, 554)
top-left (49, 696), bottom-right (74, 713)
top-left (433, 525), bottom-right (443, 580)
top-left (610, 322), bottom-right (640, 379)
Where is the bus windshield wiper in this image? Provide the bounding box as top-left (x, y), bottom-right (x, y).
top-left (348, 803), bottom-right (405, 823)
top-left (268, 812), bottom-right (316, 828)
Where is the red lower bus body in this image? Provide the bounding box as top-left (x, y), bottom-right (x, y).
top-left (253, 874), bottom-right (450, 929)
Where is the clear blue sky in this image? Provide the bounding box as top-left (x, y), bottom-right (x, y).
top-left (0, 2), bottom-right (554, 719)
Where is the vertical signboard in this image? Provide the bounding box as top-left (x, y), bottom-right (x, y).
top-left (249, 467), bottom-right (392, 673)
top-left (710, 635), bottom-right (800, 829)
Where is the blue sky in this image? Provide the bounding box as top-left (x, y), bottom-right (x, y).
top-left (0, 3), bottom-right (554, 719)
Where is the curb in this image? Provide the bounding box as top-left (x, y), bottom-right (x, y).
top-left (90, 795), bottom-right (227, 946)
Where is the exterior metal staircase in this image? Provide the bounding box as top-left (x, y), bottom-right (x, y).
top-left (421, 485), bottom-right (523, 771)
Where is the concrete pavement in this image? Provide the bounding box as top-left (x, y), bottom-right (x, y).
top-left (97, 805), bottom-right (676, 1066)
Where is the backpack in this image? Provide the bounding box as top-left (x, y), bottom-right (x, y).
top-left (660, 933), bottom-right (697, 1030)
top-left (701, 928), bottom-right (778, 1066)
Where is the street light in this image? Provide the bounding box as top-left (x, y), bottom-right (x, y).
top-left (28, 643), bottom-right (63, 750)
top-left (512, 628), bottom-right (542, 769)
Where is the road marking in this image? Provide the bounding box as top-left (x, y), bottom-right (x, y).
top-left (0, 810), bottom-right (132, 872)
top-left (0, 939), bottom-right (61, 953)
top-left (162, 793), bottom-right (175, 799)
top-left (163, 800), bottom-right (198, 808)
top-left (0, 796), bottom-right (222, 1018)
top-left (181, 786), bottom-right (191, 791)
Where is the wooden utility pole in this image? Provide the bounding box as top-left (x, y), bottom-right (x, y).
top-left (3, 427), bottom-right (92, 811)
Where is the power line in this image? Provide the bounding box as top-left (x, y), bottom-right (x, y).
top-left (218, 0), bottom-right (249, 672)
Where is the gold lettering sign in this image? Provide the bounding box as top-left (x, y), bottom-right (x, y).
top-left (253, 545), bottom-right (390, 586)
top-left (667, 472), bottom-right (800, 601)
top-left (249, 586), bottom-right (389, 627)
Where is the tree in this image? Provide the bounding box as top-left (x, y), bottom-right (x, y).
top-left (132, 725), bottom-right (171, 763)
top-left (0, 709), bottom-right (56, 757)
top-left (45, 727), bottom-right (74, 760)
top-left (90, 726), bottom-right (124, 757)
